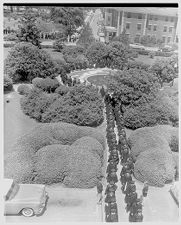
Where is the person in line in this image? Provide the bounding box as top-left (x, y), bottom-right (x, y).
top-left (96, 180), bottom-right (103, 204)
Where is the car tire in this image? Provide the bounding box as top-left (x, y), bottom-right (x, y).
top-left (21, 208), bottom-right (34, 217)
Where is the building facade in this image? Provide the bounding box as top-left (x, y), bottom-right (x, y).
top-left (102, 7), bottom-right (178, 44)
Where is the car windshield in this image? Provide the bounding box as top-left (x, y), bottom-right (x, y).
top-left (5, 182), bottom-right (20, 201)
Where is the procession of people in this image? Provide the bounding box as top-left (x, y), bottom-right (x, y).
top-left (103, 91), bottom-right (148, 222)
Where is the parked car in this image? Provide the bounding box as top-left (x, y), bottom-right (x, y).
top-left (129, 43), bottom-right (145, 50)
top-left (4, 179), bottom-right (48, 217)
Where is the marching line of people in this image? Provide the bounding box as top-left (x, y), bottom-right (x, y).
top-left (103, 92), bottom-right (149, 222)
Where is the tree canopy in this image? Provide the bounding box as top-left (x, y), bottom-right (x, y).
top-left (50, 7), bottom-right (84, 39)
top-left (17, 9), bottom-right (41, 48)
top-left (77, 22), bottom-right (95, 48)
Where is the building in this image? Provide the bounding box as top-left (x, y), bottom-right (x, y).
top-left (102, 7), bottom-right (178, 44)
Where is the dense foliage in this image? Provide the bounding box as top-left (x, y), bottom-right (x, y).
top-left (17, 84), bottom-right (32, 95)
top-left (86, 41), bottom-right (130, 69)
top-left (77, 22), bottom-right (95, 48)
top-left (4, 42), bottom-right (61, 82)
top-left (5, 122), bottom-right (105, 187)
top-left (32, 77), bottom-right (60, 93)
top-left (111, 28), bottom-right (130, 46)
top-left (107, 68), bottom-right (160, 109)
top-left (17, 9), bottom-right (41, 48)
top-left (4, 76), bottom-right (13, 92)
top-left (150, 57), bottom-right (178, 87)
top-left (124, 91), bottom-right (178, 129)
top-left (128, 125), bottom-right (178, 186)
top-left (50, 7), bottom-right (84, 40)
top-left (21, 84), bottom-right (104, 127)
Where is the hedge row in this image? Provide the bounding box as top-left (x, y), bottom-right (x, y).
top-left (21, 85), bottom-right (104, 127)
top-left (4, 122), bottom-right (105, 187)
top-left (128, 125), bottom-right (179, 186)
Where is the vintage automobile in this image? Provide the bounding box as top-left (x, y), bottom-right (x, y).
top-left (4, 179), bottom-right (48, 217)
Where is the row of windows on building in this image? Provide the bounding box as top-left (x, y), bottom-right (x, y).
top-left (126, 33), bottom-right (172, 43)
top-left (106, 9), bottom-right (175, 22)
top-left (125, 23), bottom-right (174, 32)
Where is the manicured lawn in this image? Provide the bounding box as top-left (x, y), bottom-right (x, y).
top-left (87, 75), bottom-right (110, 86)
top-left (135, 54), bottom-right (172, 65)
top-left (3, 47), bottom-right (65, 62)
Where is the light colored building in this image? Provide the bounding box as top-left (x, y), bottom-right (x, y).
top-left (102, 7), bottom-right (178, 44)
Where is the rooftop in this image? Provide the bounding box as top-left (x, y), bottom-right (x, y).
top-left (105, 7), bottom-right (178, 17)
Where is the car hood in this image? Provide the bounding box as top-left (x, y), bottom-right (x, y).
top-left (13, 184), bottom-right (45, 202)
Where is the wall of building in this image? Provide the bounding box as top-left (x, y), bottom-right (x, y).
top-left (104, 8), bottom-right (178, 44)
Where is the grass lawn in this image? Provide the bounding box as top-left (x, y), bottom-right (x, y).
top-left (135, 54), bottom-right (171, 65)
top-left (87, 75), bottom-right (110, 86)
top-left (3, 47), bottom-right (65, 62)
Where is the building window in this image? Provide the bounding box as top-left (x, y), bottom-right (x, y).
top-left (167, 37), bottom-right (171, 43)
top-left (138, 14), bottom-right (142, 19)
top-left (108, 16), bottom-right (111, 22)
top-left (149, 15), bottom-right (153, 20)
top-left (170, 17), bottom-right (174, 22)
top-left (126, 33), bottom-right (130, 39)
top-left (127, 12), bottom-right (131, 18)
top-left (134, 34), bottom-right (141, 43)
top-left (137, 24), bottom-right (141, 30)
top-left (165, 17), bottom-right (168, 22)
top-left (154, 16), bottom-right (158, 21)
top-left (162, 36), bottom-right (166, 43)
top-left (148, 25), bottom-right (151, 30)
top-left (126, 23), bottom-right (130, 29)
top-left (163, 26), bottom-right (167, 32)
top-left (169, 27), bottom-right (173, 33)
top-left (153, 25), bottom-right (157, 31)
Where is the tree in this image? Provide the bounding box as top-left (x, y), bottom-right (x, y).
top-left (17, 9), bottom-right (41, 48)
top-left (150, 58), bottom-right (178, 87)
top-left (107, 68), bottom-right (160, 109)
top-left (5, 42), bottom-right (60, 82)
top-left (107, 41), bottom-right (130, 69)
top-left (112, 28), bottom-right (129, 46)
top-left (86, 42), bottom-right (108, 68)
top-left (50, 7), bottom-right (84, 41)
top-left (77, 22), bottom-right (95, 48)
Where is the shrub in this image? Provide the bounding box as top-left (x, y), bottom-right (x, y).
top-left (72, 136), bottom-right (104, 163)
top-left (17, 84), bottom-right (32, 95)
top-left (53, 39), bottom-right (65, 52)
top-left (27, 84), bottom-right (104, 127)
top-left (149, 51), bottom-right (155, 58)
top-left (155, 51), bottom-right (173, 57)
top-left (5, 42), bottom-right (60, 82)
top-left (5, 122), bottom-right (105, 187)
top-left (136, 49), bottom-right (150, 55)
top-left (62, 45), bottom-right (86, 61)
top-left (55, 85), bottom-right (69, 95)
top-left (63, 146), bottom-right (102, 188)
top-left (125, 61), bottom-right (150, 71)
top-left (124, 93), bottom-right (178, 129)
top-left (128, 125), bottom-right (178, 160)
top-left (130, 50), bottom-right (138, 58)
top-left (4, 151), bottom-right (35, 183)
top-left (107, 68), bottom-right (160, 109)
top-left (4, 33), bottom-right (18, 42)
top-left (134, 149), bottom-right (175, 187)
top-left (20, 88), bottom-right (59, 121)
top-left (4, 76), bottom-right (13, 92)
top-left (32, 77), bottom-right (60, 93)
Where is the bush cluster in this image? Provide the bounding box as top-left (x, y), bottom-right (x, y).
top-left (17, 84), bottom-right (32, 95)
top-left (4, 76), bottom-right (13, 92)
top-left (124, 91), bottom-right (178, 129)
top-left (5, 122), bottom-right (105, 187)
top-left (32, 77), bottom-right (60, 93)
top-left (21, 84), bottom-right (104, 127)
top-left (4, 42), bottom-right (62, 83)
top-left (128, 125), bottom-right (178, 186)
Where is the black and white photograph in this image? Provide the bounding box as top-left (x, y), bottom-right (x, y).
top-left (2, 0), bottom-right (179, 223)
